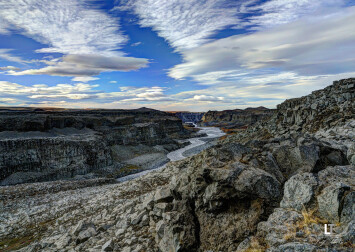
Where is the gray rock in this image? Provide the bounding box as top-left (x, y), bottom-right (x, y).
top-left (236, 237), bottom-right (252, 251)
top-left (154, 187), bottom-right (173, 203)
top-left (317, 183), bottom-right (350, 223)
top-left (115, 228), bottom-right (125, 237)
top-left (72, 220), bottom-right (84, 236)
top-left (280, 173), bottom-right (318, 211)
top-left (155, 220), bottom-right (165, 240)
top-left (131, 211), bottom-right (146, 225)
top-left (76, 227), bottom-right (97, 244)
top-left (340, 191), bottom-right (355, 223)
top-left (54, 234), bottom-right (72, 248)
top-left (101, 239), bottom-right (114, 252)
top-left (233, 167), bottom-right (282, 201)
top-left (276, 242), bottom-right (317, 252)
top-left (339, 221), bottom-right (355, 244)
top-left (257, 208), bottom-right (303, 247)
top-left (142, 193), bottom-right (154, 210)
top-left (156, 201), bottom-right (198, 252)
top-left (347, 143), bottom-right (355, 165)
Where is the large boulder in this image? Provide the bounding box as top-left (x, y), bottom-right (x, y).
top-left (317, 183), bottom-right (350, 223)
top-left (280, 173), bottom-right (318, 211)
top-left (155, 200), bottom-right (198, 252)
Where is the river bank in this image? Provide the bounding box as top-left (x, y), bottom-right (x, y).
top-left (117, 127), bottom-right (225, 182)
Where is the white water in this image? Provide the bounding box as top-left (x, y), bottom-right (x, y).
top-left (116, 127), bottom-right (225, 182)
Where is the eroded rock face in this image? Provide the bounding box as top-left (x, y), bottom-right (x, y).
top-left (0, 108), bottom-right (191, 185)
top-left (201, 106), bottom-right (275, 129)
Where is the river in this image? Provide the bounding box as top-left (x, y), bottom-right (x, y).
top-left (116, 127), bottom-right (225, 182)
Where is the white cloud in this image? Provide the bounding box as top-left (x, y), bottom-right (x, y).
top-left (10, 54), bottom-right (149, 77)
top-left (0, 49), bottom-right (29, 63)
top-left (0, 81), bottom-right (98, 98)
top-left (0, 98), bottom-right (17, 103)
top-left (244, 0), bottom-right (346, 29)
top-left (0, 17), bottom-right (10, 35)
top-left (0, 66), bottom-right (20, 71)
top-left (109, 81), bottom-right (117, 84)
top-left (0, 0), bottom-right (127, 56)
top-left (97, 86), bottom-right (171, 102)
top-left (193, 95), bottom-right (225, 102)
top-left (118, 0), bottom-right (347, 52)
top-left (72, 77), bottom-right (99, 82)
top-left (169, 7), bottom-right (355, 81)
top-left (29, 93), bottom-right (93, 100)
top-left (119, 0), bottom-right (240, 51)
top-left (131, 42), bottom-right (142, 47)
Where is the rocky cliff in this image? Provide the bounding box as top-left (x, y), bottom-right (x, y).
top-left (201, 106), bottom-right (275, 129)
top-left (1, 79), bottom-right (354, 252)
top-left (0, 108), bottom-right (193, 185)
top-left (168, 112), bottom-right (204, 124)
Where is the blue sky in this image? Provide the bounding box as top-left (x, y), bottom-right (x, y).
top-left (0, 0), bottom-right (355, 111)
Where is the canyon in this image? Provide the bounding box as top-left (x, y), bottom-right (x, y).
top-left (0, 78), bottom-right (354, 252)
top-left (0, 107), bottom-right (199, 185)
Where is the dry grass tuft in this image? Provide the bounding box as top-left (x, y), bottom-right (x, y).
top-left (245, 237), bottom-right (268, 252)
top-left (283, 206), bottom-right (328, 242)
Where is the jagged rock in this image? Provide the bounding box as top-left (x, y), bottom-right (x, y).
top-left (257, 208), bottom-right (303, 247)
top-left (275, 242), bottom-right (317, 252)
top-left (72, 220), bottom-right (85, 236)
top-left (347, 143), bottom-right (355, 165)
top-left (318, 165), bottom-right (355, 187)
top-left (142, 192), bottom-right (154, 210)
top-left (131, 211), bottom-right (146, 225)
top-left (155, 200), bottom-right (198, 252)
top-left (341, 191), bottom-right (355, 223)
top-left (54, 234), bottom-right (72, 248)
top-left (317, 183), bottom-right (350, 223)
top-left (154, 187), bottom-right (173, 203)
top-left (115, 229), bottom-right (125, 237)
top-left (340, 221), bottom-right (355, 244)
top-left (272, 143), bottom-right (320, 176)
top-left (101, 239), bottom-right (114, 252)
top-left (232, 167), bottom-right (281, 201)
top-left (155, 220), bottom-right (165, 241)
top-left (76, 226), bottom-right (97, 244)
top-left (280, 173), bottom-right (318, 211)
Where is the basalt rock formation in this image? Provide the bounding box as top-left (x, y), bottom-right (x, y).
top-left (0, 108), bottom-right (193, 185)
top-left (168, 112), bottom-right (204, 124)
top-left (201, 106), bottom-right (275, 129)
top-left (0, 79), bottom-right (354, 252)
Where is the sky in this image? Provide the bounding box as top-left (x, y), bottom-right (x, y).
top-left (0, 0), bottom-right (354, 112)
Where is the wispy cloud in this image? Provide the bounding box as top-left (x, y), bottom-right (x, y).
top-left (0, 0), bottom-right (127, 56)
top-left (10, 54), bottom-right (149, 77)
top-left (118, 0), bottom-right (240, 51)
top-left (169, 7), bottom-right (355, 81)
top-left (0, 66), bottom-right (20, 71)
top-left (243, 0), bottom-right (347, 29)
top-left (131, 42), bottom-right (142, 47)
top-left (72, 77), bottom-right (99, 82)
top-left (0, 49), bottom-right (29, 63)
top-left (0, 81), bottom-right (98, 97)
